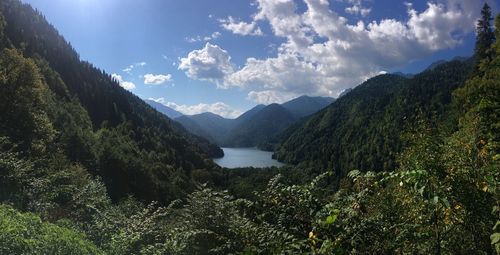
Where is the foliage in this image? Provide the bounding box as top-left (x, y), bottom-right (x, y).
top-left (0, 48), bottom-right (55, 155)
top-left (0, 205), bottom-right (103, 254)
top-left (0, 0), bottom-right (221, 204)
top-left (275, 60), bottom-right (471, 176)
top-left (0, 0), bottom-right (497, 254)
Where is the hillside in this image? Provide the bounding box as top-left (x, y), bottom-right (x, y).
top-left (275, 59), bottom-right (472, 174)
top-left (232, 104), bottom-right (266, 126)
top-left (0, 0), bottom-right (220, 204)
top-left (176, 112), bottom-right (235, 145)
top-left (223, 104), bottom-right (297, 147)
top-left (281, 96), bottom-right (334, 118)
top-left (145, 99), bottom-right (183, 119)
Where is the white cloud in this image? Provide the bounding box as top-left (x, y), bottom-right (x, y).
top-left (123, 61), bottom-right (147, 73)
top-left (209, 31), bottom-right (221, 40)
top-left (219, 16), bottom-right (263, 36)
top-left (111, 73), bottom-right (136, 90)
top-left (342, 0), bottom-right (371, 17)
top-left (144, 73), bottom-right (172, 85)
top-left (180, 0), bottom-right (485, 104)
top-left (149, 97), bottom-right (166, 103)
top-left (186, 36), bottom-right (202, 43)
top-left (247, 90), bottom-right (296, 104)
top-left (186, 31), bottom-right (222, 43)
top-left (150, 98), bottom-right (242, 118)
top-left (178, 43), bottom-right (235, 87)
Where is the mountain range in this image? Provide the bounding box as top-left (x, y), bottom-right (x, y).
top-left (0, 0), bottom-right (498, 253)
top-left (171, 95), bottom-right (334, 148)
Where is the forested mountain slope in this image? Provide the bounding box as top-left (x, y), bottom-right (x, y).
top-left (275, 59), bottom-right (472, 174)
top-left (0, 0), bottom-right (220, 204)
top-left (223, 103), bottom-right (297, 147)
top-left (281, 95), bottom-right (334, 118)
top-left (176, 112), bottom-right (235, 145)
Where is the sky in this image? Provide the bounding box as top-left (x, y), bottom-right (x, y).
top-left (22, 0), bottom-right (499, 118)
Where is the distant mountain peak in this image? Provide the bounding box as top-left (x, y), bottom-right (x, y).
top-left (281, 95), bottom-right (334, 118)
top-left (425, 56), bottom-right (469, 71)
top-left (425, 60), bottom-right (447, 71)
top-left (391, 72), bottom-right (414, 79)
top-left (145, 99), bottom-right (183, 119)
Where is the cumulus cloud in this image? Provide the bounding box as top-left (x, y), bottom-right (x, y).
top-left (144, 73), bottom-right (172, 85)
top-left (178, 43), bottom-right (235, 86)
top-left (181, 0), bottom-right (486, 103)
top-left (150, 97), bottom-right (242, 118)
top-left (219, 16), bottom-right (263, 36)
top-left (111, 73), bottom-right (136, 90)
top-left (123, 61), bottom-right (146, 74)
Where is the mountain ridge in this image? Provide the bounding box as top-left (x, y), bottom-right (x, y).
top-left (170, 95), bottom-right (334, 148)
top-left (274, 59), bottom-right (473, 174)
top-left (145, 99), bottom-right (183, 119)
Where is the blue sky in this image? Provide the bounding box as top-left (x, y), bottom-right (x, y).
top-left (22, 0), bottom-right (498, 118)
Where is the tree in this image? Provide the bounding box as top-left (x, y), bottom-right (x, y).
top-left (0, 48), bottom-right (55, 154)
top-left (474, 3), bottom-right (495, 68)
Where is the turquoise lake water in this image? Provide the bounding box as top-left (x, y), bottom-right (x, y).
top-left (213, 147), bottom-right (285, 168)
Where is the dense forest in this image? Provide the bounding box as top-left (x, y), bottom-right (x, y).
top-left (274, 60), bottom-right (471, 173)
top-left (0, 0), bottom-right (498, 254)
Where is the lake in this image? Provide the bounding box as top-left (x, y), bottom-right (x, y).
top-left (213, 147), bottom-right (285, 168)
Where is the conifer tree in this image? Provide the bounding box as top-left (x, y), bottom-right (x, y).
top-left (474, 3), bottom-right (495, 66)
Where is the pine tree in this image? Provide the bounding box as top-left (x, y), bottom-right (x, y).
top-left (474, 3), bottom-right (495, 67)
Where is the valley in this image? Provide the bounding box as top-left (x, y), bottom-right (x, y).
top-left (0, 0), bottom-right (498, 254)
top-left (148, 95), bottom-right (335, 149)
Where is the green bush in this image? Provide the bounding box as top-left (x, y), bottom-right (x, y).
top-left (0, 205), bottom-right (103, 254)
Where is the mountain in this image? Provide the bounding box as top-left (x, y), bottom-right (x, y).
top-left (0, 1), bottom-right (497, 254)
top-left (173, 96), bottom-right (333, 148)
top-left (233, 104), bottom-right (266, 126)
top-left (392, 72), bottom-right (414, 78)
top-left (145, 99), bottom-right (183, 119)
top-left (274, 59), bottom-right (472, 175)
top-left (0, 0), bottom-right (221, 204)
top-left (425, 57), bottom-right (467, 71)
top-left (223, 104), bottom-right (297, 147)
top-left (175, 112), bottom-right (235, 145)
top-left (174, 115), bottom-right (216, 143)
top-left (281, 95), bottom-right (334, 118)
top-left (174, 106), bottom-right (264, 146)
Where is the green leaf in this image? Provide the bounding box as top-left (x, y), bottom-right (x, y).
top-left (326, 215), bottom-right (337, 225)
top-left (418, 185), bottom-right (426, 196)
top-left (441, 198), bottom-right (450, 208)
top-left (432, 196), bottom-right (439, 204)
top-left (491, 233), bottom-right (500, 245)
top-left (325, 209), bottom-right (340, 225)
